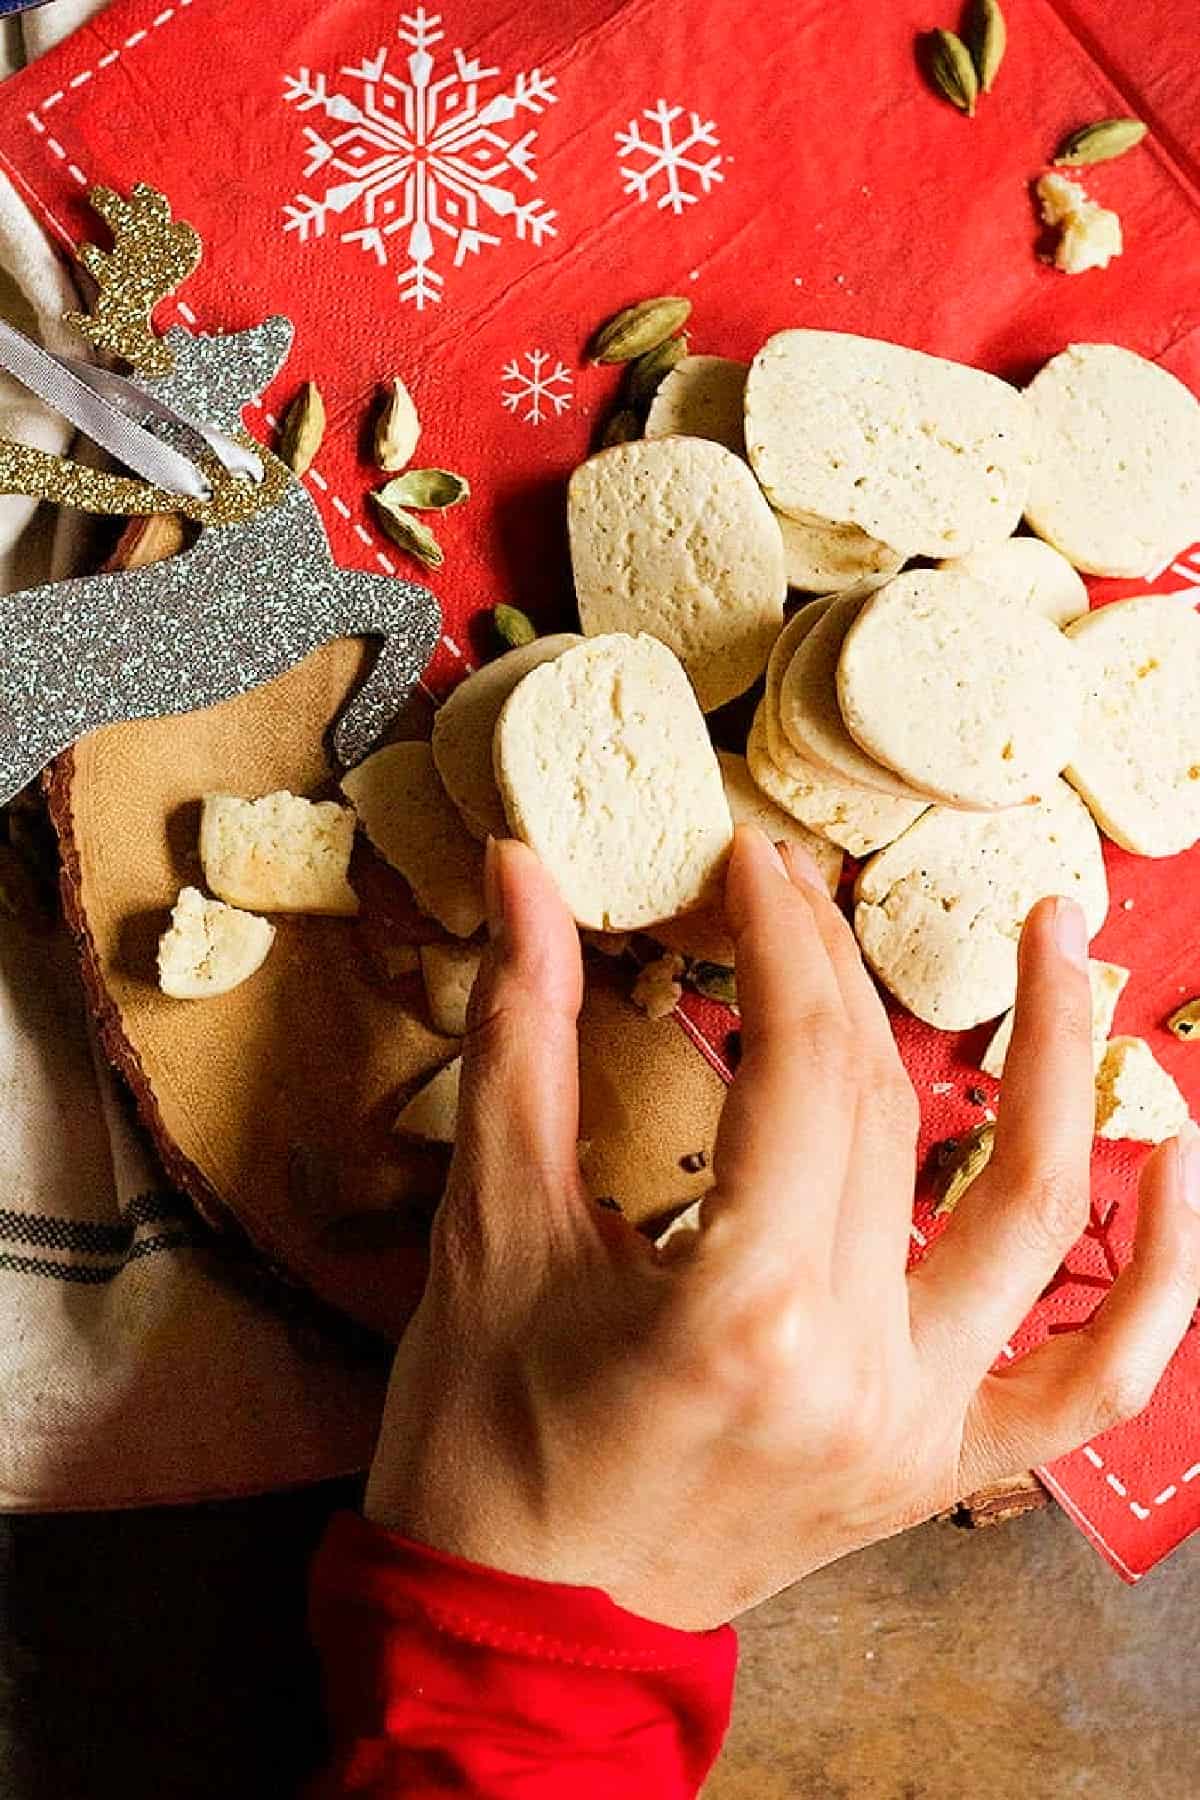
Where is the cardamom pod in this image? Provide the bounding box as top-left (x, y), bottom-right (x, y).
top-left (933, 1121), bottom-right (995, 1216)
top-left (590, 296), bottom-right (691, 365)
top-left (969, 0), bottom-right (1006, 92)
top-left (374, 375), bottom-right (421, 472)
top-left (370, 489), bottom-right (443, 567)
top-left (687, 961), bottom-right (738, 1007)
top-left (625, 332), bottom-right (689, 407)
top-left (1168, 998), bottom-right (1200, 1041)
top-left (493, 604), bottom-right (537, 649)
top-left (1056, 118), bottom-right (1147, 166)
top-left (600, 408), bottom-right (643, 448)
top-left (927, 29), bottom-right (978, 117)
top-left (278, 381), bottom-right (325, 476)
top-left (377, 467), bottom-right (470, 511)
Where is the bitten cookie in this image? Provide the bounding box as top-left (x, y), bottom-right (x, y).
top-left (747, 705), bottom-right (926, 859)
top-left (745, 330), bottom-right (1035, 558)
top-left (938, 537), bottom-right (1087, 628)
top-left (837, 568), bottom-right (1083, 810)
top-left (199, 791), bottom-right (358, 916)
top-left (342, 742), bottom-right (485, 938)
top-left (569, 437), bottom-right (785, 712)
top-left (1023, 345), bottom-right (1200, 578)
top-left (854, 781), bottom-right (1108, 1030)
top-left (1064, 594), bottom-right (1200, 858)
top-left (431, 634), bottom-right (581, 841)
top-left (494, 633), bottom-right (733, 930)
top-left (779, 593), bottom-right (933, 801)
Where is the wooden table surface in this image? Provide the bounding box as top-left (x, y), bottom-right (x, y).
top-left (1, 1478), bottom-right (1195, 1798)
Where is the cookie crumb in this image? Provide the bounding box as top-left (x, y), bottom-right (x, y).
top-left (633, 952), bottom-right (685, 1020)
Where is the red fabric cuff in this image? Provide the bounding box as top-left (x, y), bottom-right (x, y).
top-left (307, 1510), bottom-right (737, 1798)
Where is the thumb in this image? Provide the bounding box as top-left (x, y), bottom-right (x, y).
top-left (449, 838), bottom-right (586, 1228)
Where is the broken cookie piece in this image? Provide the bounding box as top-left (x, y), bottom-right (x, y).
top-left (420, 942), bottom-right (482, 1037)
top-left (200, 791), bottom-right (358, 916)
top-left (157, 886), bottom-right (275, 999)
top-left (981, 959), bottom-right (1128, 1079)
top-left (633, 952), bottom-right (686, 1021)
top-left (1036, 173), bottom-right (1122, 275)
top-left (394, 1057), bottom-right (461, 1143)
top-left (1095, 1036), bottom-right (1189, 1144)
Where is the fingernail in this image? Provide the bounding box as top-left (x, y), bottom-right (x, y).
top-left (483, 836), bottom-right (506, 945)
top-left (1053, 897), bottom-right (1088, 969)
top-left (1177, 1118), bottom-right (1200, 1214)
top-left (735, 823), bottom-right (787, 877)
top-left (781, 840), bottom-right (827, 895)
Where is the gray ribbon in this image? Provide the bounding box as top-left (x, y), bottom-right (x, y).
top-left (0, 317), bottom-right (263, 500)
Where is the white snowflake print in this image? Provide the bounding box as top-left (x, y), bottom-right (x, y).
top-left (281, 8), bottom-right (558, 309)
top-left (615, 100), bottom-right (724, 215)
top-left (501, 350), bottom-right (573, 425)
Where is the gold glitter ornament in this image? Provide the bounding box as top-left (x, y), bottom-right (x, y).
top-left (0, 430), bottom-right (289, 527)
top-left (65, 183), bottom-right (201, 377)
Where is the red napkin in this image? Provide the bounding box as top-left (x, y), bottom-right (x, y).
top-left (0, 0), bottom-right (1197, 1577)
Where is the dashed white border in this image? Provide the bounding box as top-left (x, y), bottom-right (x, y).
top-left (1071, 1437), bottom-right (1200, 1527)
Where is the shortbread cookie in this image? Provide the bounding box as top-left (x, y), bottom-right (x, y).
top-left (199, 791), bottom-right (358, 915)
top-left (779, 594), bottom-right (934, 800)
top-left (569, 438), bottom-right (785, 712)
top-left (495, 633), bottom-right (733, 930)
top-left (1064, 594), bottom-right (1200, 857)
top-left (394, 1057), bottom-right (461, 1143)
top-left (938, 537), bottom-right (1088, 627)
top-left (342, 742), bottom-right (485, 938)
top-left (980, 958), bottom-right (1128, 1078)
top-left (747, 705), bottom-right (926, 858)
top-left (1024, 345), bottom-right (1200, 577)
top-left (432, 634), bottom-right (581, 841)
top-left (653, 746), bottom-right (841, 963)
top-left (745, 330), bottom-right (1035, 558)
top-left (157, 887), bottom-right (275, 999)
top-left (837, 569), bottom-right (1083, 810)
top-left (763, 599), bottom-right (835, 780)
top-left (776, 511), bottom-right (903, 594)
top-left (854, 781), bottom-right (1108, 1030)
top-left (644, 354), bottom-right (747, 454)
top-left (419, 942), bottom-right (482, 1038)
top-left (1095, 1037), bottom-right (1189, 1144)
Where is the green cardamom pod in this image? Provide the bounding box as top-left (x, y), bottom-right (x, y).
top-left (590, 296), bottom-right (691, 365)
top-left (625, 333), bottom-right (689, 407)
top-left (278, 380), bottom-right (326, 477)
top-left (927, 29), bottom-right (979, 117)
top-left (600, 408), bottom-right (643, 448)
top-left (933, 1122), bottom-right (995, 1216)
top-left (493, 604), bottom-right (538, 649)
top-left (1168, 998), bottom-right (1200, 1041)
top-left (370, 489), bottom-right (443, 567)
top-left (374, 375), bottom-right (421, 472)
top-left (687, 961), bottom-right (738, 1007)
top-left (376, 467), bottom-right (470, 511)
top-left (969, 0), bottom-right (1006, 92)
top-left (1056, 118), bottom-right (1148, 166)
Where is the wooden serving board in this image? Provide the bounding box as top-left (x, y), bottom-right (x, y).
top-left (47, 520), bottom-right (725, 1340)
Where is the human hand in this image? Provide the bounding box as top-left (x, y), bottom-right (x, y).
top-left (364, 828), bottom-right (1200, 1631)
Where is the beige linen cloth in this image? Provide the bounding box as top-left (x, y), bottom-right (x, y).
top-left (0, 0), bottom-right (385, 1509)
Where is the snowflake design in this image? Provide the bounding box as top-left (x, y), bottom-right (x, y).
top-left (615, 100), bottom-right (724, 215)
top-left (281, 8), bottom-right (558, 309)
top-left (501, 349), bottom-right (573, 425)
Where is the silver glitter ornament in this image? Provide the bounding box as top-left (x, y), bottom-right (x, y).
top-left (0, 316), bottom-right (441, 801)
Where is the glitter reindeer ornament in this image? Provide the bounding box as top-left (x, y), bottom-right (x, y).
top-left (0, 183), bottom-right (440, 804)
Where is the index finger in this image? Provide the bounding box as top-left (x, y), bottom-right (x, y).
top-left (706, 827), bottom-right (857, 1250)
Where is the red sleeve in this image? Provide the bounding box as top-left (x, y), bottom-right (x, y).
top-left (306, 1510), bottom-right (738, 1798)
